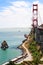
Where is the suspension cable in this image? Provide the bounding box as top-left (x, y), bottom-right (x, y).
top-left (38, 11), bottom-right (43, 25)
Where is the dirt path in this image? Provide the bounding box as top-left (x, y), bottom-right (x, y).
top-left (22, 40), bottom-right (33, 61)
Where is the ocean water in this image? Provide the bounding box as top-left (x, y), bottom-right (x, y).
top-left (0, 28), bottom-right (31, 65)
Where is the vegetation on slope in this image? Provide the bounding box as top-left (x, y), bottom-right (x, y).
top-left (6, 29), bottom-right (43, 65)
top-left (28, 30), bottom-right (43, 65)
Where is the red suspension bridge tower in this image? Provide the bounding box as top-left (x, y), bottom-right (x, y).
top-left (32, 4), bottom-right (38, 28)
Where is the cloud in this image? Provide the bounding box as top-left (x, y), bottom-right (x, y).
top-left (0, 1), bottom-right (32, 28)
top-left (38, 2), bottom-right (43, 25)
top-left (11, 1), bottom-right (31, 8)
top-left (33, 0), bottom-right (39, 4)
top-left (0, 1), bottom-right (43, 28)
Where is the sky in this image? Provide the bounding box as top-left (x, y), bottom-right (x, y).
top-left (0, 0), bottom-right (43, 28)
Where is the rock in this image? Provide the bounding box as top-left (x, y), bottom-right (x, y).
top-left (22, 39), bottom-right (27, 43)
top-left (24, 34), bottom-right (28, 38)
top-left (1, 40), bottom-right (9, 50)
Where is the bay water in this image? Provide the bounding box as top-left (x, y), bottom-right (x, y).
top-left (0, 28), bottom-right (31, 65)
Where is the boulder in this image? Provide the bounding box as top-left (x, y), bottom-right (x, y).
top-left (1, 40), bottom-right (9, 50)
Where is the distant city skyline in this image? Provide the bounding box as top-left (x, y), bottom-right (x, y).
top-left (0, 0), bottom-right (43, 28)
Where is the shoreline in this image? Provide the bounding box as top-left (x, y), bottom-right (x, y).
top-left (17, 43), bottom-right (26, 55)
top-left (3, 42), bottom-right (27, 65)
top-left (3, 34), bottom-right (33, 65)
top-left (17, 38), bottom-right (28, 55)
